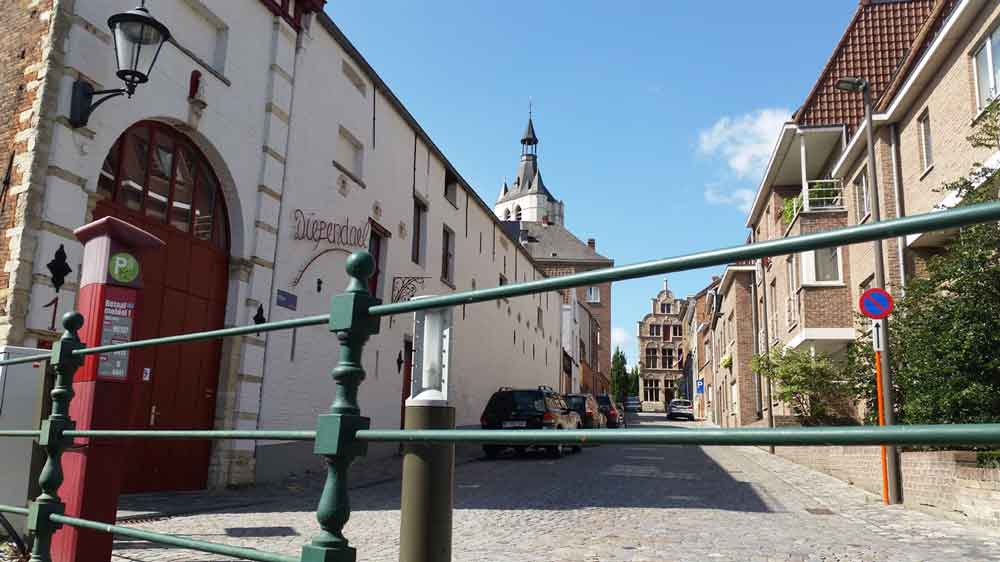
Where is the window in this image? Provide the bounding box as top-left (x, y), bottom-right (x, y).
top-left (663, 348), bottom-right (674, 369)
top-left (441, 226), bottom-right (455, 284)
top-left (974, 27), bottom-right (1000, 110)
top-left (514, 205), bottom-right (522, 221)
top-left (853, 167), bottom-right (870, 222)
top-left (97, 121), bottom-right (228, 249)
top-left (537, 307), bottom-right (543, 330)
top-left (731, 379), bottom-right (739, 413)
top-left (672, 324), bottom-right (682, 338)
top-left (644, 378), bottom-right (661, 402)
top-left (341, 59), bottom-right (366, 96)
top-left (918, 111), bottom-right (933, 171)
top-left (503, 209), bottom-right (511, 220)
top-left (444, 169), bottom-right (459, 207)
top-left (411, 198), bottom-right (427, 265)
top-left (368, 223), bottom-right (385, 297)
top-left (660, 302), bottom-right (670, 314)
top-left (649, 324), bottom-right (661, 337)
top-left (336, 126), bottom-right (364, 180)
top-left (802, 248), bottom-right (841, 283)
top-left (585, 286), bottom-right (601, 303)
top-left (645, 347), bottom-right (658, 369)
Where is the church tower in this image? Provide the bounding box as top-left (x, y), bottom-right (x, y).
top-left (494, 115), bottom-right (565, 225)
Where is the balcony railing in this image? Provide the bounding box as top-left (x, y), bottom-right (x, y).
top-left (783, 180), bottom-right (845, 224)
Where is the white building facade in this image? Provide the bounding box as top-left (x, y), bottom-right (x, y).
top-left (4, 0), bottom-right (561, 490)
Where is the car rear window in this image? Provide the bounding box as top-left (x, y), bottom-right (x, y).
top-left (565, 396), bottom-right (586, 409)
top-left (673, 400), bottom-right (692, 407)
top-left (488, 391), bottom-right (544, 413)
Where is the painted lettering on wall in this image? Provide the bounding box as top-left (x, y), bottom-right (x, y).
top-left (293, 209), bottom-right (371, 250)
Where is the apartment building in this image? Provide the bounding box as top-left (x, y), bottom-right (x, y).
top-left (747, 0), bottom-right (938, 361)
top-left (636, 279), bottom-right (687, 412)
top-left (830, 0), bottom-right (1000, 310)
top-left (0, 0), bottom-right (563, 489)
top-left (685, 278), bottom-right (718, 421)
top-left (708, 263), bottom-right (759, 428)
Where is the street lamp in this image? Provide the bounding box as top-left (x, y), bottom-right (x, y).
top-left (70, 1), bottom-right (171, 128)
top-left (835, 75), bottom-right (902, 505)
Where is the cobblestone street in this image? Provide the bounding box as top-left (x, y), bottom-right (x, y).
top-left (109, 415), bottom-right (1000, 562)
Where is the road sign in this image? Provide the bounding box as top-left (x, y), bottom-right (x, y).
top-left (696, 379), bottom-right (704, 394)
top-left (859, 288), bottom-right (894, 319)
top-left (871, 319), bottom-right (884, 351)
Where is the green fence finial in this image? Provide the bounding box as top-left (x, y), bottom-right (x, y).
top-left (29, 312), bottom-right (85, 562)
top-left (304, 252), bottom-right (379, 562)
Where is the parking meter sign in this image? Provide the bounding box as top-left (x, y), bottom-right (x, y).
top-left (859, 288), bottom-right (894, 320)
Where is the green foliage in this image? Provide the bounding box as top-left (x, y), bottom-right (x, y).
top-left (610, 347), bottom-right (638, 400)
top-left (752, 348), bottom-right (855, 426)
top-left (842, 111), bottom-right (1000, 426)
top-left (720, 353), bottom-right (733, 370)
top-left (782, 195), bottom-right (802, 225)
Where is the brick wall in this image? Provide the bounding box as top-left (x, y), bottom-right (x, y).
top-left (0, 1), bottom-right (53, 326)
top-left (772, 446), bottom-right (1000, 529)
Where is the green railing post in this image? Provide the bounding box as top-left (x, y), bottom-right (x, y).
top-left (302, 252), bottom-right (380, 562)
top-left (28, 312), bottom-right (85, 562)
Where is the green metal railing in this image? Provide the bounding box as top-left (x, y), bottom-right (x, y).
top-left (2, 199), bottom-right (1000, 562)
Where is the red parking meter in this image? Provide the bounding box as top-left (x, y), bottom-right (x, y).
top-left (53, 217), bottom-right (163, 562)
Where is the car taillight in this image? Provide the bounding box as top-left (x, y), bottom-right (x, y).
top-left (542, 411), bottom-right (554, 423)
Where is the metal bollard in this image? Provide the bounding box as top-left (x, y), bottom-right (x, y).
top-left (399, 304), bottom-right (455, 562)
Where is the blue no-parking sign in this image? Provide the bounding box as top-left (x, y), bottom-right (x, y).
top-left (859, 287), bottom-right (894, 320)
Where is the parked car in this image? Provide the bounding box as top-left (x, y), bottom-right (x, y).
top-left (667, 398), bottom-right (695, 421)
top-left (480, 386), bottom-right (582, 458)
top-left (595, 394), bottom-right (622, 428)
top-left (565, 393), bottom-right (605, 430)
top-left (624, 396), bottom-right (641, 412)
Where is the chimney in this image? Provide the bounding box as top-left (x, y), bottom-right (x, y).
top-left (587, 238), bottom-right (596, 250)
top-left (663, 277), bottom-right (669, 291)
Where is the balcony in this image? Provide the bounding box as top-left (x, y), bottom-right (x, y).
top-left (783, 180), bottom-right (845, 225)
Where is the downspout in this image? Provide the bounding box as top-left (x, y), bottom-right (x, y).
top-left (748, 259), bottom-right (762, 418)
top-left (890, 123), bottom-right (907, 293)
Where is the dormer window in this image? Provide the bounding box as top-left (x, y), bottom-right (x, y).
top-left (514, 206), bottom-right (522, 221)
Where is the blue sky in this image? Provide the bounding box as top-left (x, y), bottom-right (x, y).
top-left (326, 1), bottom-right (857, 366)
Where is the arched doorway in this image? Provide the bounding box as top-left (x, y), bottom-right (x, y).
top-left (93, 121), bottom-right (230, 492)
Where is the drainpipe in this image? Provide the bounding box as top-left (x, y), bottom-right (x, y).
top-left (890, 123), bottom-right (907, 293)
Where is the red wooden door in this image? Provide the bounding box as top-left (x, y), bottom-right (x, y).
top-left (91, 121), bottom-right (229, 492)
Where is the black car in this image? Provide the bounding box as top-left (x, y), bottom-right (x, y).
top-left (480, 386), bottom-right (582, 458)
top-left (566, 393), bottom-right (605, 429)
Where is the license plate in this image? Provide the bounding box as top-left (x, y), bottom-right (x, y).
top-left (502, 421), bottom-right (527, 428)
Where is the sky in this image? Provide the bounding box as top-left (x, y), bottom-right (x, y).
top-left (325, 1), bottom-right (858, 366)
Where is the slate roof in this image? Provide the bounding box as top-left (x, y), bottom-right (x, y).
top-left (794, 0), bottom-right (935, 133)
top-left (510, 221), bottom-right (612, 265)
top-left (521, 117), bottom-right (539, 145)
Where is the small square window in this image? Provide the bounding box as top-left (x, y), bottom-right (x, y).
top-left (585, 286), bottom-right (601, 303)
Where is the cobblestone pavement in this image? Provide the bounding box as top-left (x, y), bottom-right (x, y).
top-left (107, 415), bottom-right (1000, 562)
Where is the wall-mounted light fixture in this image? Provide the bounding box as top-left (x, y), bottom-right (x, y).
top-left (70, 1), bottom-right (171, 128)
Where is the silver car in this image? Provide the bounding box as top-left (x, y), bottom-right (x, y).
top-left (667, 399), bottom-right (695, 421)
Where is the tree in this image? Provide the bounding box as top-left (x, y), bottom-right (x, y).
top-left (843, 103), bottom-right (1000, 425)
top-left (609, 347), bottom-right (639, 400)
top-left (752, 348), bottom-right (855, 426)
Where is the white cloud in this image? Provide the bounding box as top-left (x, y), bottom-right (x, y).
top-left (611, 327), bottom-right (637, 366)
top-left (698, 108), bottom-right (790, 179)
top-left (704, 187), bottom-right (755, 213)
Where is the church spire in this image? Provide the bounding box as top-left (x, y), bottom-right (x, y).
top-left (521, 102), bottom-right (538, 155)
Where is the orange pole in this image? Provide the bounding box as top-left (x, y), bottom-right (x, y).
top-left (875, 350), bottom-right (889, 504)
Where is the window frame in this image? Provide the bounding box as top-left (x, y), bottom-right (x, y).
top-left (585, 286), bottom-right (601, 304)
top-left (974, 28), bottom-right (999, 111)
top-left (917, 109), bottom-right (934, 173)
top-left (801, 247), bottom-right (844, 285)
top-left (441, 224), bottom-right (455, 286)
top-left (411, 197), bottom-right (428, 266)
top-left (853, 166), bottom-right (870, 223)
